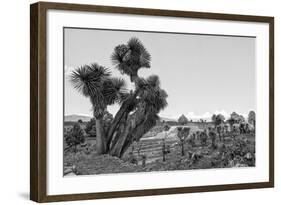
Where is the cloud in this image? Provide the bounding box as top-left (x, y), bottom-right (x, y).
top-left (162, 111), bottom-right (230, 121)
top-left (159, 109), bottom-right (250, 122)
top-left (214, 110), bottom-right (230, 118)
top-left (186, 112), bottom-right (212, 120)
top-left (184, 110), bottom-right (247, 121)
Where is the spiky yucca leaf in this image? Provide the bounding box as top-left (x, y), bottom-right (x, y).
top-left (111, 45), bottom-right (129, 69)
top-left (111, 37), bottom-right (151, 80)
top-left (127, 37), bottom-right (151, 68)
top-left (70, 63), bottom-right (110, 97)
top-left (136, 75), bottom-right (168, 113)
top-left (102, 77), bottom-right (128, 105)
top-left (110, 77), bottom-right (127, 93)
top-left (146, 75), bottom-right (160, 88)
top-left (70, 63), bottom-right (129, 118)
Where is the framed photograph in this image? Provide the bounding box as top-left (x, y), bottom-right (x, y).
top-left (30, 1), bottom-right (274, 202)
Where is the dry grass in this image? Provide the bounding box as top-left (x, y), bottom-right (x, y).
top-left (64, 133), bottom-right (255, 175)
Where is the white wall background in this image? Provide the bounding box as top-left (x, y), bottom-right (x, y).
top-left (0, 0), bottom-right (279, 204)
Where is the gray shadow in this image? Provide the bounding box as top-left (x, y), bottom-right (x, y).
top-left (18, 192), bottom-right (29, 200)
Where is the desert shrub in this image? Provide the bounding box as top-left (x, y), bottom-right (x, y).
top-left (65, 123), bottom-right (85, 152)
top-left (85, 118), bottom-right (96, 138)
top-left (163, 124), bottom-right (171, 132)
top-left (216, 139), bottom-right (255, 167)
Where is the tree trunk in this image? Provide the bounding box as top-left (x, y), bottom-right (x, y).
top-left (109, 114), bottom-right (156, 158)
top-left (163, 152), bottom-right (166, 162)
top-left (130, 74), bottom-right (138, 83)
top-left (108, 111), bottom-right (132, 156)
top-left (106, 74), bottom-right (142, 155)
top-left (106, 92), bottom-right (138, 150)
top-left (95, 118), bottom-right (107, 154)
top-left (108, 108), bottom-right (129, 150)
top-left (181, 142), bottom-right (185, 156)
top-left (109, 124), bottom-right (131, 157)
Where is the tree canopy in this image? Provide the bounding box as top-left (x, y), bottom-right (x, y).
top-left (111, 37), bottom-right (151, 82)
top-left (248, 111), bottom-right (256, 125)
top-left (212, 114), bottom-right (225, 127)
top-left (178, 114), bottom-right (188, 125)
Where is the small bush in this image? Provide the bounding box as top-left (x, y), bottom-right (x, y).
top-left (65, 123), bottom-right (85, 152)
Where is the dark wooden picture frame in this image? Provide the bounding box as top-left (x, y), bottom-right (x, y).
top-left (30, 1), bottom-right (274, 203)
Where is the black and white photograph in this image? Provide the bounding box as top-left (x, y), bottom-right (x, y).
top-left (63, 27), bottom-right (256, 176)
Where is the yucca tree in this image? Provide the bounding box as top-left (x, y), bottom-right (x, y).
top-left (109, 75), bottom-right (168, 157)
top-left (106, 37), bottom-right (153, 148)
top-left (70, 38), bottom-right (168, 158)
top-left (108, 39), bottom-right (168, 157)
top-left (70, 63), bottom-right (127, 154)
top-left (111, 37), bottom-right (151, 83)
top-left (248, 111), bottom-right (256, 129)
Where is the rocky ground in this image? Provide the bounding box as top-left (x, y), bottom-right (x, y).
top-left (64, 126), bottom-right (255, 176)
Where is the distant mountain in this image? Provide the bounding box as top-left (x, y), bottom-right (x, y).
top-left (65, 114), bottom-right (177, 123)
top-left (65, 114), bottom-right (91, 122)
top-left (159, 116), bottom-right (177, 122)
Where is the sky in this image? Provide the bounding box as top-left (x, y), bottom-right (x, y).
top-left (64, 27), bottom-right (256, 120)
